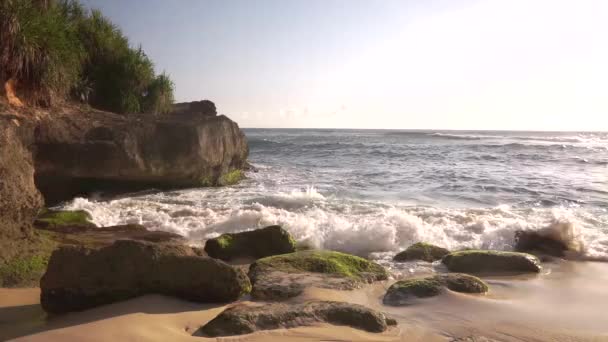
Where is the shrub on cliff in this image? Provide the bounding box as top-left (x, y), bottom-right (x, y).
top-left (0, 0), bottom-right (174, 114)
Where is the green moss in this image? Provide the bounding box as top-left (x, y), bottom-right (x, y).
top-left (394, 242), bottom-right (449, 262)
top-left (388, 278), bottom-right (443, 298)
top-left (205, 226), bottom-right (297, 261)
top-left (383, 273), bottom-right (488, 305)
top-left (442, 250), bottom-right (542, 274)
top-left (0, 231), bottom-right (58, 287)
top-left (251, 250), bottom-right (388, 280)
top-left (218, 169), bottom-right (244, 186)
top-left (199, 175), bottom-right (214, 187)
top-left (216, 235), bottom-right (234, 249)
top-left (35, 209), bottom-right (95, 229)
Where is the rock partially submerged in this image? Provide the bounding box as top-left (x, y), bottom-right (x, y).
top-left (383, 273), bottom-right (488, 306)
top-left (248, 250), bottom-right (388, 300)
top-left (40, 240), bottom-right (251, 313)
top-left (205, 225), bottom-right (296, 261)
top-left (196, 301), bottom-right (397, 337)
top-left (394, 242), bottom-right (449, 262)
top-left (442, 250), bottom-right (541, 274)
top-left (34, 209), bottom-right (97, 232)
top-left (515, 229), bottom-right (579, 258)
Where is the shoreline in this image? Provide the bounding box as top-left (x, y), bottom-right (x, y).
top-left (2, 259), bottom-right (607, 341)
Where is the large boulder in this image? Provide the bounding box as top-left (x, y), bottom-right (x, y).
top-left (393, 242), bottom-right (449, 262)
top-left (195, 301), bottom-right (397, 337)
top-left (442, 250), bottom-right (541, 274)
top-left (34, 104), bottom-right (248, 205)
top-left (204, 225), bottom-right (297, 261)
top-left (248, 250), bottom-right (388, 300)
top-left (40, 240), bottom-right (251, 313)
top-left (383, 273), bottom-right (488, 306)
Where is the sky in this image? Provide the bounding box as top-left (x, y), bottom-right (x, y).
top-left (82, 0), bottom-right (608, 131)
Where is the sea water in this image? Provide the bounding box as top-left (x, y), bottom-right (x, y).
top-left (62, 129), bottom-right (608, 267)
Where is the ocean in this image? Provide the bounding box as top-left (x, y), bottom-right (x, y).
top-left (63, 129), bottom-right (608, 267)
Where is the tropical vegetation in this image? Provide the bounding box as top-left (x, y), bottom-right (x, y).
top-left (0, 0), bottom-right (174, 114)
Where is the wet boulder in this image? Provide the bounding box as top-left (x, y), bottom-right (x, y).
top-left (204, 225), bottom-right (296, 261)
top-left (393, 242), bottom-right (449, 262)
top-left (383, 273), bottom-right (488, 306)
top-left (34, 209), bottom-right (97, 232)
top-left (40, 240), bottom-right (251, 314)
top-left (442, 250), bottom-right (541, 274)
top-left (514, 229), bottom-right (570, 257)
top-left (195, 301), bottom-right (397, 337)
top-left (248, 250), bottom-right (388, 300)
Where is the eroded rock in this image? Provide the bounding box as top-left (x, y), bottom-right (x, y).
top-left (204, 225), bottom-right (296, 261)
top-left (394, 242), bottom-right (449, 262)
top-left (248, 250), bottom-right (388, 300)
top-left (442, 250), bottom-right (541, 274)
top-left (383, 273), bottom-right (488, 306)
top-left (195, 301), bottom-right (397, 337)
top-left (40, 240), bottom-right (251, 313)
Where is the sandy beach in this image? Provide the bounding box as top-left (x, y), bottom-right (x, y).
top-left (2, 260), bottom-right (607, 342)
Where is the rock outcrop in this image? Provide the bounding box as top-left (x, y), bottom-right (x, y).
top-left (196, 301), bottom-right (397, 337)
top-left (40, 240), bottom-right (251, 313)
top-left (248, 250), bottom-right (388, 300)
top-left (0, 116), bottom-right (44, 238)
top-left (204, 225), bottom-right (297, 261)
top-left (383, 274), bottom-right (488, 306)
top-left (442, 250), bottom-right (541, 274)
top-left (394, 242), bottom-right (449, 262)
top-left (34, 104), bottom-right (248, 204)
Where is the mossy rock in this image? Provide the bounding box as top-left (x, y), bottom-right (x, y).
top-left (34, 209), bottom-right (97, 232)
top-left (249, 250), bottom-right (388, 282)
top-left (394, 242), bottom-right (449, 262)
top-left (204, 225), bottom-right (297, 261)
top-left (40, 240), bottom-right (251, 314)
top-left (383, 273), bottom-right (488, 306)
top-left (196, 301), bottom-right (396, 337)
top-left (248, 250), bottom-right (388, 300)
top-left (442, 250), bottom-right (541, 274)
top-left (218, 169), bottom-right (244, 186)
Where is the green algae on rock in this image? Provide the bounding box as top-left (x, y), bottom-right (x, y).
top-left (218, 169), bottom-right (244, 186)
top-left (248, 250), bottom-right (388, 300)
top-left (383, 273), bottom-right (488, 306)
top-left (196, 301), bottom-right (397, 337)
top-left (35, 209), bottom-right (97, 232)
top-left (204, 225), bottom-right (296, 261)
top-left (393, 242), bottom-right (450, 262)
top-left (442, 250), bottom-right (542, 274)
top-left (40, 240), bottom-right (251, 314)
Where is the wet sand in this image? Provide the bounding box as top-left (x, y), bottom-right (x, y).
top-left (2, 260), bottom-right (608, 341)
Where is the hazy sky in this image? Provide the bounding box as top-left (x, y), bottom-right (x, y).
top-left (82, 0), bottom-right (608, 130)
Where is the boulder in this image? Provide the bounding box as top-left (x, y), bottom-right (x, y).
top-left (40, 240), bottom-right (251, 313)
top-left (514, 229), bottom-right (570, 257)
top-left (34, 104), bottom-right (248, 205)
top-left (383, 273), bottom-right (488, 306)
top-left (442, 250), bottom-right (541, 274)
top-left (204, 225), bottom-right (297, 261)
top-left (195, 301), bottom-right (397, 337)
top-left (248, 250), bottom-right (388, 300)
top-left (393, 242), bottom-right (449, 262)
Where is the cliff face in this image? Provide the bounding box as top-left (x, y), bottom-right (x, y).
top-left (0, 117), bottom-right (44, 240)
top-left (34, 107), bottom-right (249, 204)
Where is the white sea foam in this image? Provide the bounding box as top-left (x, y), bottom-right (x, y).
top-left (60, 186), bottom-right (608, 262)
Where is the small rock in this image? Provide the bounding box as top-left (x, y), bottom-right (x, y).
top-left (514, 229), bottom-right (569, 257)
top-left (248, 250), bottom-right (388, 300)
top-left (40, 240), bottom-right (251, 314)
top-left (383, 273), bottom-right (488, 306)
top-left (34, 209), bottom-right (97, 232)
top-left (195, 301), bottom-right (396, 337)
top-left (442, 250), bottom-right (541, 274)
top-left (393, 242), bottom-right (450, 262)
top-left (205, 225), bottom-right (296, 261)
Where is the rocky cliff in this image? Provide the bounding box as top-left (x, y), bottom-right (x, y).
top-left (34, 105), bottom-right (248, 204)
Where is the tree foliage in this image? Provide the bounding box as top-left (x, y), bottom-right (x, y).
top-left (0, 0), bottom-right (174, 114)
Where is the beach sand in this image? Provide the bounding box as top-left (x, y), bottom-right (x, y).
top-left (2, 260), bottom-right (607, 342)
